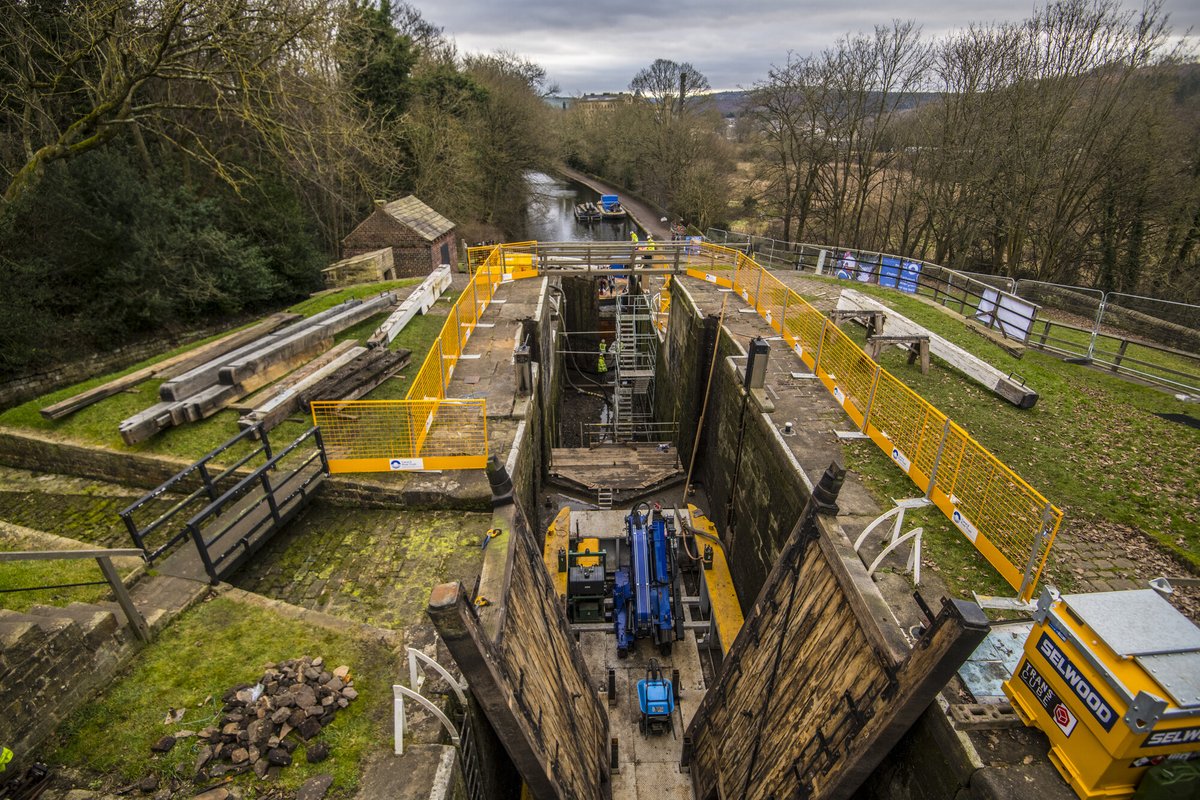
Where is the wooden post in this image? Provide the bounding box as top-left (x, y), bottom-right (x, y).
top-left (427, 582), bottom-right (561, 800)
top-left (96, 556), bottom-right (151, 642)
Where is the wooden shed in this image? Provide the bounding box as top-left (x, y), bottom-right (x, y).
top-left (341, 196), bottom-right (458, 277)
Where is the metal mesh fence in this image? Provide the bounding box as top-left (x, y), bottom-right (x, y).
top-left (311, 399), bottom-right (488, 473)
top-left (685, 244), bottom-right (1062, 601)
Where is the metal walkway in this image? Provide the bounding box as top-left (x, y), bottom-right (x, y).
top-left (121, 426), bottom-right (327, 584)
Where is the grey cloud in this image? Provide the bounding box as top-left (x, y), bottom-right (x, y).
top-left (420, 0), bottom-right (1200, 93)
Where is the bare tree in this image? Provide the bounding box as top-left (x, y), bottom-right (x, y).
top-left (0, 0), bottom-right (350, 205)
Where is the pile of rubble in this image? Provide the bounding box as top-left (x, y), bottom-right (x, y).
top-left (151, 656), bottom-right (357, 781)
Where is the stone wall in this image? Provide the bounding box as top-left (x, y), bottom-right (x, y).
top-left (0, 327), bottom-right (219, 412)
top-left (0, 427), bottom-right (491, 512)
top-left (657, 284), bottom-right (807, 606)
top-left (0, 606), bottom-right (140, 775)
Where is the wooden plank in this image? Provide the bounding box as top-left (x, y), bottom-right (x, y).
top-left (38, 313), bottom-right (300, 420)
top-left (839, 288), bottom-right (1038, 408)
top-left (160, 300), bottom-right (372, 401)
top-left (119, 338), bottom-right (332, 444)
top-left (368, 266), bottom-right (452, 347)
top-left (297, 349), bottom-right (411, 408)
top-left (238, 342), bottom-right (365, 433)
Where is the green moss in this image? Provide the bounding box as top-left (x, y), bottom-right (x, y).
top-left (50, 595), bottom-right (396, 797)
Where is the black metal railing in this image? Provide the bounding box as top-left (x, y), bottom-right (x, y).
top-left (120, 425), bottom-right (272, 562)
top-left (184, 426), bottom-right (326, 583)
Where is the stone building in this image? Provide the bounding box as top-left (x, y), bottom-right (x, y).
top-left (341, 196), bottom-right (458, 277)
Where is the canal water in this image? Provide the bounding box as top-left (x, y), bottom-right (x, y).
top-left (521, 171), bottom-right (642, 242)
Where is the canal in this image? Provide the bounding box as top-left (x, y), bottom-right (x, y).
top-left (521, 171), bottom-right (642, 242)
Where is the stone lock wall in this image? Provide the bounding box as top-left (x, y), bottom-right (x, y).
top-left (656, 282), bottom-right (808, 607)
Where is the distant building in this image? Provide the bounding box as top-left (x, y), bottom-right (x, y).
top-left (574, 93), bottom-right (638, 118)
top-left (342, 196), bottom-right (457, 277)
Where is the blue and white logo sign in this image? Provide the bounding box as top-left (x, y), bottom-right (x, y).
top-left (832, 386), bottom-right (845, 406)
top-left (952, 509), bottom-right (978, 543)
top-left (890, 447), bottom-right (911, 472)
top-left (389, 458), bottom-right (424, 471)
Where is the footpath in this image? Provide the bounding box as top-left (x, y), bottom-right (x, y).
top-left (556, 165), bottom-right (672, 240)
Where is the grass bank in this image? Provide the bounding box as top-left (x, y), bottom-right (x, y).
top-left (49, 594), bottom-right (397, 798)
top-left (0, 280), bottom-right (448, 462)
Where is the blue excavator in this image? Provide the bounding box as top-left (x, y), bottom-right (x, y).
top-left (613, 503), bottom-right (683, 657)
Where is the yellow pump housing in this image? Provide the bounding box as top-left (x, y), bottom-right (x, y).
top-left (1003, 589), bottom-right (1200, 799)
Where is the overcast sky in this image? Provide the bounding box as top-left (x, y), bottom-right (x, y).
top-left (425, 0), bottom-right (1200, 94)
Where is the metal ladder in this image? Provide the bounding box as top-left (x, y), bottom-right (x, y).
top-left (613, 294), bottom-right (656, 442)
top-left (597, 487), bottom-right (613, 509)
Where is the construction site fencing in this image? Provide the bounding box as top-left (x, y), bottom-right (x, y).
top-left (674, 244), bottom-right (1061, 602)
top-left (1016, 281), bottom-right (1200, 394)
top-left (308, 254), bottom-right (508, 474)
top-left (443, 240), bottom-right (1062, 601)
top-left (311, 399), bottom-right (488, 473)
top-left (706, 229), bottom-right (1038, 343)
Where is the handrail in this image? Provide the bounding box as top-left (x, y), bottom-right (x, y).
top-left (120, 424), bottom-right (270, 562)
top-left (0, 547), bottom-right (150, 641)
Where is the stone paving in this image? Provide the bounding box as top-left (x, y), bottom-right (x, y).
top-left (0, 465), bottom-right (170, 550)
top-left (231, 501), bottom-right (491, 632)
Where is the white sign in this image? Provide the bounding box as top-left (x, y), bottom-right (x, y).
top-left (975, 288), bottom-right (1036, 342)
top-left (389, 458), bottom-right (425, 471)
top-left (891, 447), bottom-right (911, 471)
top-left (952, 509), bottom-right (979, 543)
top-left (832, 386), bottom-right (845, 406)
top-left (705, 273), bottom-right (717, 283)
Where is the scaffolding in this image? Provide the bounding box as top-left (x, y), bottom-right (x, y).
top-left (613, 293), bottom-right (657, 441)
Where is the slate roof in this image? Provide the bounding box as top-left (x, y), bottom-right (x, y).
top-left (382, 196), bottom-right (455, 241)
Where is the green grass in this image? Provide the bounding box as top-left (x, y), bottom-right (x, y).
top-left (50, 595), bottom-right (396, 798)
top-left (800, 275), bottom-right (1200, 575)
top-left (0, 280), bottom-right (442, 463)
top-left (0, 558), bottom-right (120, 612)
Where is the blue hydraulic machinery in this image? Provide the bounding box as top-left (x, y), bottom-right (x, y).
top-left (613, 503), bottom-right (682, 657)
top-left (637, 658), bottom-right (676, 736)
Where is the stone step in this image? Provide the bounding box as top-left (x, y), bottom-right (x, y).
top-left (27, 603), bottom-right (120, 646)
top-left (0, 614), bottom-right (41, 653)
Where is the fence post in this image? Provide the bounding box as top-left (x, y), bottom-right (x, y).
top-left (780, 292), bottom-right (790, 339)
top-left (1018, 505), bottom-right (1056, 602)
top-left (814, 319), bottom-right (828, 373)
top-left (437, 339), bottom-right (447, 394)
top-left (471, 275), bottom-right (480, 318)
top-left (453, 303), bottom-right (464, 353)
top-left (1087, 295), bottom-right (1107, 361)
top-left (198, 462), bottom-right (216, 501)
top-left (313, 427), bottom-right (329, 474)
top-left (188, 521), bottom-right (219, 584)
top-left (96, 556), bottom-right (151, 642)
top-left (924, 419), bottom-right (953, 499)
top-left (260, 471), bottom-right (280, 525)
top-left (860, 366), bottom-right (882, 434)
top-left (753, 268), bottom-right (764, 311)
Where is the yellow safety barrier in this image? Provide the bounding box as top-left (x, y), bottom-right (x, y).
top-left (396, 239), bottom-right (1061, 602)
top-left (311, 399), bottom-right (488, 473)
top-left (713, 248), bottom-right (1061, 602)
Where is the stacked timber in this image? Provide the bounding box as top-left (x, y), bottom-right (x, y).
top-left (297, 349), bottom-right (412, 411)
top-left (38, 313), bottom-right (300, 421)
top-left (118, 293), bottom-right (398, 444)
top-left (237, 341), bottom-right (366, 433)
top-left (367, 265), bottom-right (452, 348)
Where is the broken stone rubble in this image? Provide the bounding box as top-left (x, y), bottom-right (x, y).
top-left (149, 655), bottom-right (354, 785)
